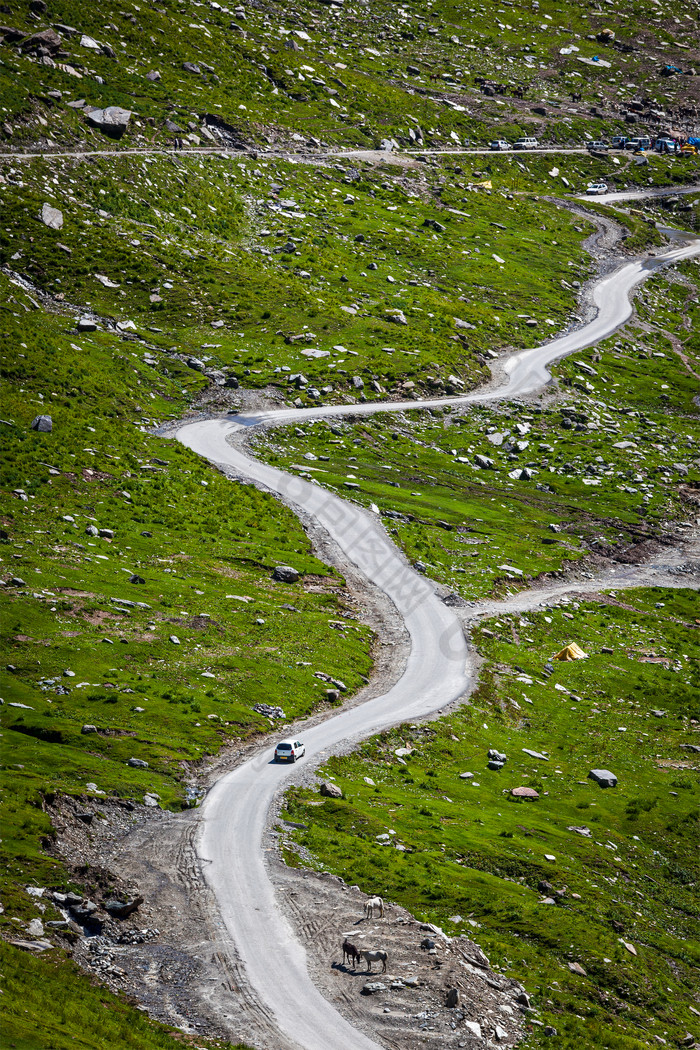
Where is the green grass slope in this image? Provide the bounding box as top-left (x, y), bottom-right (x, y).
top-left (283, 587), bottom-right (700, 1049)
top-left (0, 0), bottom-right (698, 151)
top-left (256, 261), bottom-right (700, 599)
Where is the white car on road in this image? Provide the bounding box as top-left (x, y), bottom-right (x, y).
top-left (274, 738), bottom-right (306, 762)
top-left (586, 182), bottom-right (608, 195)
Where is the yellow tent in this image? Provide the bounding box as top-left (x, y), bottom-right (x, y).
top-left (553, 642), bottom-right (588, 662)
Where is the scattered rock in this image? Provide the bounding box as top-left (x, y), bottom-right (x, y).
top-left (127, 757), bottom-right (148, 768)
top-left (320, 781), bottom-right (343, 799)
top-left (445, 987), bottom-right (460, 1008)
top-left (86, 106), bottom-right (132, 138)
top-left (511, 786), bottom-right (539, 799)
top-left (272, 565), bottom-right (300, 583)
top-left (40, 203), bottom-right (63, 230)
top-left (21, 28), bottom-right (62, 53)
top-left (104, 896), bottom-right (143, 918)
top-left (361, 982), bottom-right (387, 995)
top-left (81, 724), bottom-right (98, 735)
top-left (588, 769), bottom-right (617, 788)
top-left (10, 938), bottom-right (54, 953)
top-left (31, 415), bottom-right (52, 433)
top-left (129, 574), bottom-right (145, 585)
top-left (253, 703), bottom-right (285, 719)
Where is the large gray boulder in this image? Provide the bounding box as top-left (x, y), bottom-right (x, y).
top-left (40, 203), bottom-right (63, 229)
top-left (273, 565), bottom-right (300, 583)
top-left (86, 106), bottom-right (131, 138)
top-left (320, 781), bottom-right (343, 799)
top-left (104, 896), bottom-right (143, 918)
top-left (361, 982), bottom-right (387, 995)
top-left (588, 769), bottom-right (617, 788)
top-left (21, 28), bottom-right (62, 52)
top-left (31, 415), bottom-right (52, 432)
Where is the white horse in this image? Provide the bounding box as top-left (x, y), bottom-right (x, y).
top-left (364, 895), bottom-right (384, 919)
top-left (360, 949), bottom-right (388, 973)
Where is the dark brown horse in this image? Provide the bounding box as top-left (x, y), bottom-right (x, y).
top-left (342, 938), bottom-right (361, 968)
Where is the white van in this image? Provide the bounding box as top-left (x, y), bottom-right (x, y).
top-left (513, 137), bottom-right (539, 150)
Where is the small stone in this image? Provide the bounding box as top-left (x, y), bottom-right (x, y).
top-left (81, 724), bottom-right (98, 735)
top-left (127, 757), bottom-right (148, 768)
top-left (320, 781), bottom-right (343, 799)
top-left (31, 414), bottom-right (52, 433)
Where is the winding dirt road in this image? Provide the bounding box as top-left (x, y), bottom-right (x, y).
top-left (173, 230), bottom-right (700, 1050)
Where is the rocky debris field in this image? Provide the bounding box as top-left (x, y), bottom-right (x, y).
top-left (272, 862), bottom-right (527, 1049)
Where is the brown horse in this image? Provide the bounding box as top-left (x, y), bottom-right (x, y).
top-left (342, 938), bottom-right (361, 968)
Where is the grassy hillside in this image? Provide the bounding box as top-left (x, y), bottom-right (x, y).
top-left (283, 587), bottom-right (700, 1049)
top-left (256, 260), bottom-right (700, 599)
top-left (1, 3), bottom-right (699, 1042)
top-left (0, 233), bottom-right (371, 1046)
top-left (1, 0), bottom-right (698, 151)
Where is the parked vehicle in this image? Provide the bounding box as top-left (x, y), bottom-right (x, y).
top-left (655, 139), bottom-right (678, 154)
top-left (489, 140), bottom-right (511, 151)
top-left (513, 137), bottom-right (539, 150)
top-left (611, 135), bottom-right (629, 149)
top-left (274, 738), bottom-right (306, 763)
top-left (586, 140), bottom-right (608, 152)
top-left (586, 182), bottom-right (608, 195)
top-left (627, 137), bottom-right (651, 150)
